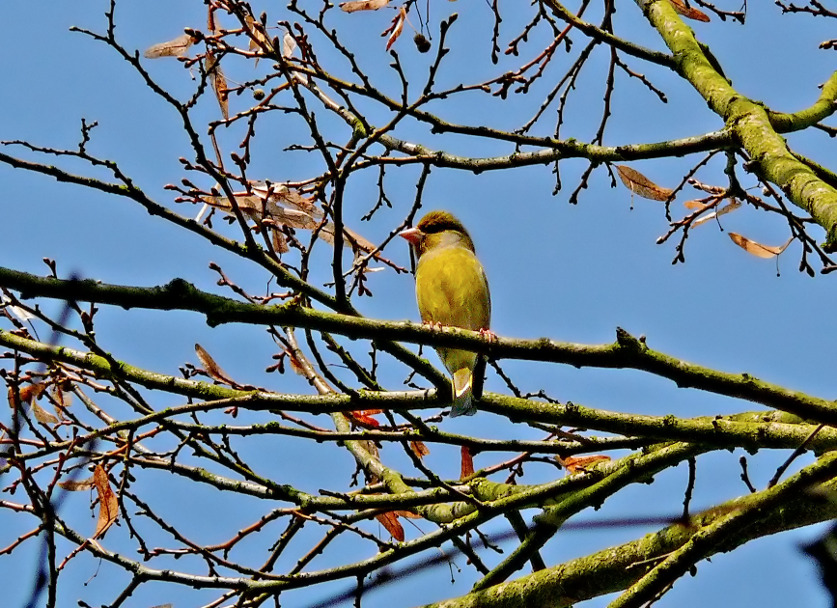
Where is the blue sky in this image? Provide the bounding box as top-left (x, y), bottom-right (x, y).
top-left (1, 2), bottom-right (835, 607)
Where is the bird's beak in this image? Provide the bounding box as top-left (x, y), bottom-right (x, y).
top-left (398, 227), bottom-right (422, 246)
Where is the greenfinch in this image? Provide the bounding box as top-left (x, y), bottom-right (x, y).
top-left (399, 211), bottom-right (491, 417)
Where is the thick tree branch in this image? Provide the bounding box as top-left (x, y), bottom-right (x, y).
top-left (423, 467), bottom-right (837, 607)
top-left (638, 0), bottom-right (837, 247)
top-left (1, 270), bottom-right (833, 423)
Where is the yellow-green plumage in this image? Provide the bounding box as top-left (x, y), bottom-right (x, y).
top-left (400, 211), bottom-right (491, 417)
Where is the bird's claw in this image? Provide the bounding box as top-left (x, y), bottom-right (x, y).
top-left (479, 328), bottom-right (497, 343)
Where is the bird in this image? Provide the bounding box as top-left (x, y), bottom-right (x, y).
top-left (399, 210), bottom-right (491, 417)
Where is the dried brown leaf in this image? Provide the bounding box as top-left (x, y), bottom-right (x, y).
top-left (559, 455), bottom-right (611, 474)
top-left (58, 477), bottom-right (96, 491)
top-left (18, 383), bottom-right (47, 405)
top-left (144, 34), bottom-right (195, 59)
top-left (245, 14), bottom-right (272, 52)
top-left (384, 7), bottom-right (406, 51)
top-left (282, 32), bottom-right (297, 58)
top-left (245, 14), bottom-right (273, 68)
top-left (7, 386), bottom-right (20, 409)
top-left (279, 346), bottom-right (306, 376)
top-left (340, 0), bottom-right (389, 12)
top-left (692, 198), bottom-right (741, 227)
top-left (253, 183), bottom-right (318, 215)
top-left (616, 165), bottom-right (675, 202)
top-left (93, 465), bottom-right (119, 538)
top-left (460, 445), bottom-right (474, 479)
top-left (31, 401), bottom-right (60, 425)
top-left (307, 223), bottom-right (379, 255)
top-left (728, 233), bottom-right (792, 259)
top-left (342, 227), bottom-right (378, 254)
top-left (264, 208), bottom-right (321, 230)
top-left (201, 183), bottom-right (378, 255)
top-left (683, 199), bottom-right (712, 211)
top-left (203, 183), bottom-right (319, 224)
top-left (272, 229), bottom-right (290, 253)
top-left (348, 410), bottom-right (381, 428)
top-left (52, 384), bottom-right (72, 412)
top-left (195, 343), bottom-right (235, 385)
top-left (668, 0), bottom-right (711, 22)
top-left (206, 51), bottom-right (229, 120)
top-left (375, 511), bottom-right (405, 541)
top-left (409, 440), bottom-right (430, 459)
top-left (393, 510), bottom-right (422, 519)
top-left (1, 295), bottom-right (35, 323)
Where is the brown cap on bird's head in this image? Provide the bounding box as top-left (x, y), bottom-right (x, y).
top-left (417, 210), bottom-right (469, 235)
top-left (398, 210), bottom-right (475, 255)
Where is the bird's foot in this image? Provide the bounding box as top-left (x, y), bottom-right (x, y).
top-left (423, 320), bottom-right (446, 331)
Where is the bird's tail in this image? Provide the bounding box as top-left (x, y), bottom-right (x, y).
top-left (450, 368), bottom-right (477, 417)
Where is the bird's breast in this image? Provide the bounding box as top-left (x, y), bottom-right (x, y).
top-left (415, 245), bottom-right (490, 332)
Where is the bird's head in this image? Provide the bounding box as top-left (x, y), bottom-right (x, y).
top-left (398, 210), bottom-right (475, 257)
